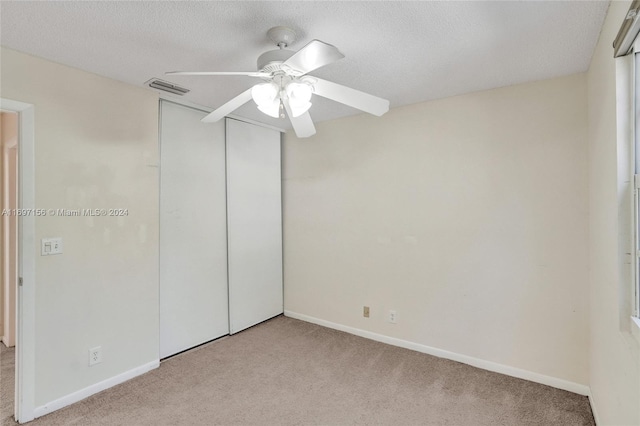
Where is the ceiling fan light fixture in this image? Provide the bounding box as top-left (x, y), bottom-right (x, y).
top-left (182, 28), bottom-right (388, 136)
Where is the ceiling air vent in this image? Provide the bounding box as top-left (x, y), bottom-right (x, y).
top-left (145, 78), bottom-right (190, 96)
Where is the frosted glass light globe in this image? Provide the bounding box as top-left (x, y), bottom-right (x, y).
top-left (258, 100), bottom-right (281, 118)
top-left (286, 82), bottom-right (313, 117)
top-left (286, 82), bottom-right (313, 105)
top-left (251, 82), bottom-right (279, 106)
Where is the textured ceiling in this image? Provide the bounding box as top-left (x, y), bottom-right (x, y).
top-left (0, 1), bottom-right (609, 128)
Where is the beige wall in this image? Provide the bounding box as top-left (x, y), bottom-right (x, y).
top-left (0, 47), bottom-right (159, 406)
top-left (283, 73), bottom-right (589, 386)
top-left (587, 1), bottom-right (640, 424)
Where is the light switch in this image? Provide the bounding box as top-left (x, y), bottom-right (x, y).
top-left (41, 238), bottom-right (63, 256)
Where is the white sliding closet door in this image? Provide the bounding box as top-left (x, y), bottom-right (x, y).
top-left (160, 101), bottom-right (229, 358)
top-left (226, 118), bottom-right (283, 334)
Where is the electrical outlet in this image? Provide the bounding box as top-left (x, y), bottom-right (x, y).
top-left (363, 306), bottom-right (370, 318)
top-left (388, 310), bottom-right (397, 324)
top-left (89, 346), bottom-right (102, 366)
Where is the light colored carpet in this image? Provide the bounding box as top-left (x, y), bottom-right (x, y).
top-left (1, 316), bottom-right (593, 425)
top-left (1, 343), bottom-right (15, 426)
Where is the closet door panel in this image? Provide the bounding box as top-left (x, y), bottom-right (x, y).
top-left (160, 101), bottom-right (229, 358)
top-left (226, 118), bottom-right (283, 334)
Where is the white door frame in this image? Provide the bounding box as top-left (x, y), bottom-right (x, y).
top-left (1, 98), bottom-right (36, 423)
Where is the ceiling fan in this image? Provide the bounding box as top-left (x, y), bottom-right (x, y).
top-left (166, 26), bottom-right (390, 138)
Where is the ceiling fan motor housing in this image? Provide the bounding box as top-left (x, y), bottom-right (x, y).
top-left (257, 49), bottom-right (295, 73)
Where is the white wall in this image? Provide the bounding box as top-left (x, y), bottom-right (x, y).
top-left (587, 1), bottom-right (640, 424)
top-left (0, 47), bottom-right (159, 407)
top-left (283, 73), bottom-right (589, 386)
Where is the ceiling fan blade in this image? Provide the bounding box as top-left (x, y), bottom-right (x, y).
top-left (283, 99), bottom-right (316, 138)
top-left (312, 77), bottom-right (389, 116)
top-left (167, 71), bottom-right (270, 77)
top-left (202, 88), bottom-right (253, 123)
top-left (282, 40), bottom-right (344, 75)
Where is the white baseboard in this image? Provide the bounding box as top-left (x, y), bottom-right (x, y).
top-left (588, 391), bottom-right (600, 425)
top-left (34, 360), bottom-right (159, 419)
top-left (284, 310), bottom-right (590, 396)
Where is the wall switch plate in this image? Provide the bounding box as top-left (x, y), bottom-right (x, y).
top-left (41, 238), bottom-right (63, 256)
top-left (389, 310), bottom-right (397, 324)
top-left (89, 346), bottom-right (102, 366)
top-left (363, 306), bottom-right (370, 318)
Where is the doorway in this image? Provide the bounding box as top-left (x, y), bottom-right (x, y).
top-left (1, 111), bottom-right (19, 348)
top-left (0, 111), bottom-right (18, 424)
top-left (0, 98), bottom-right (36, 424)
